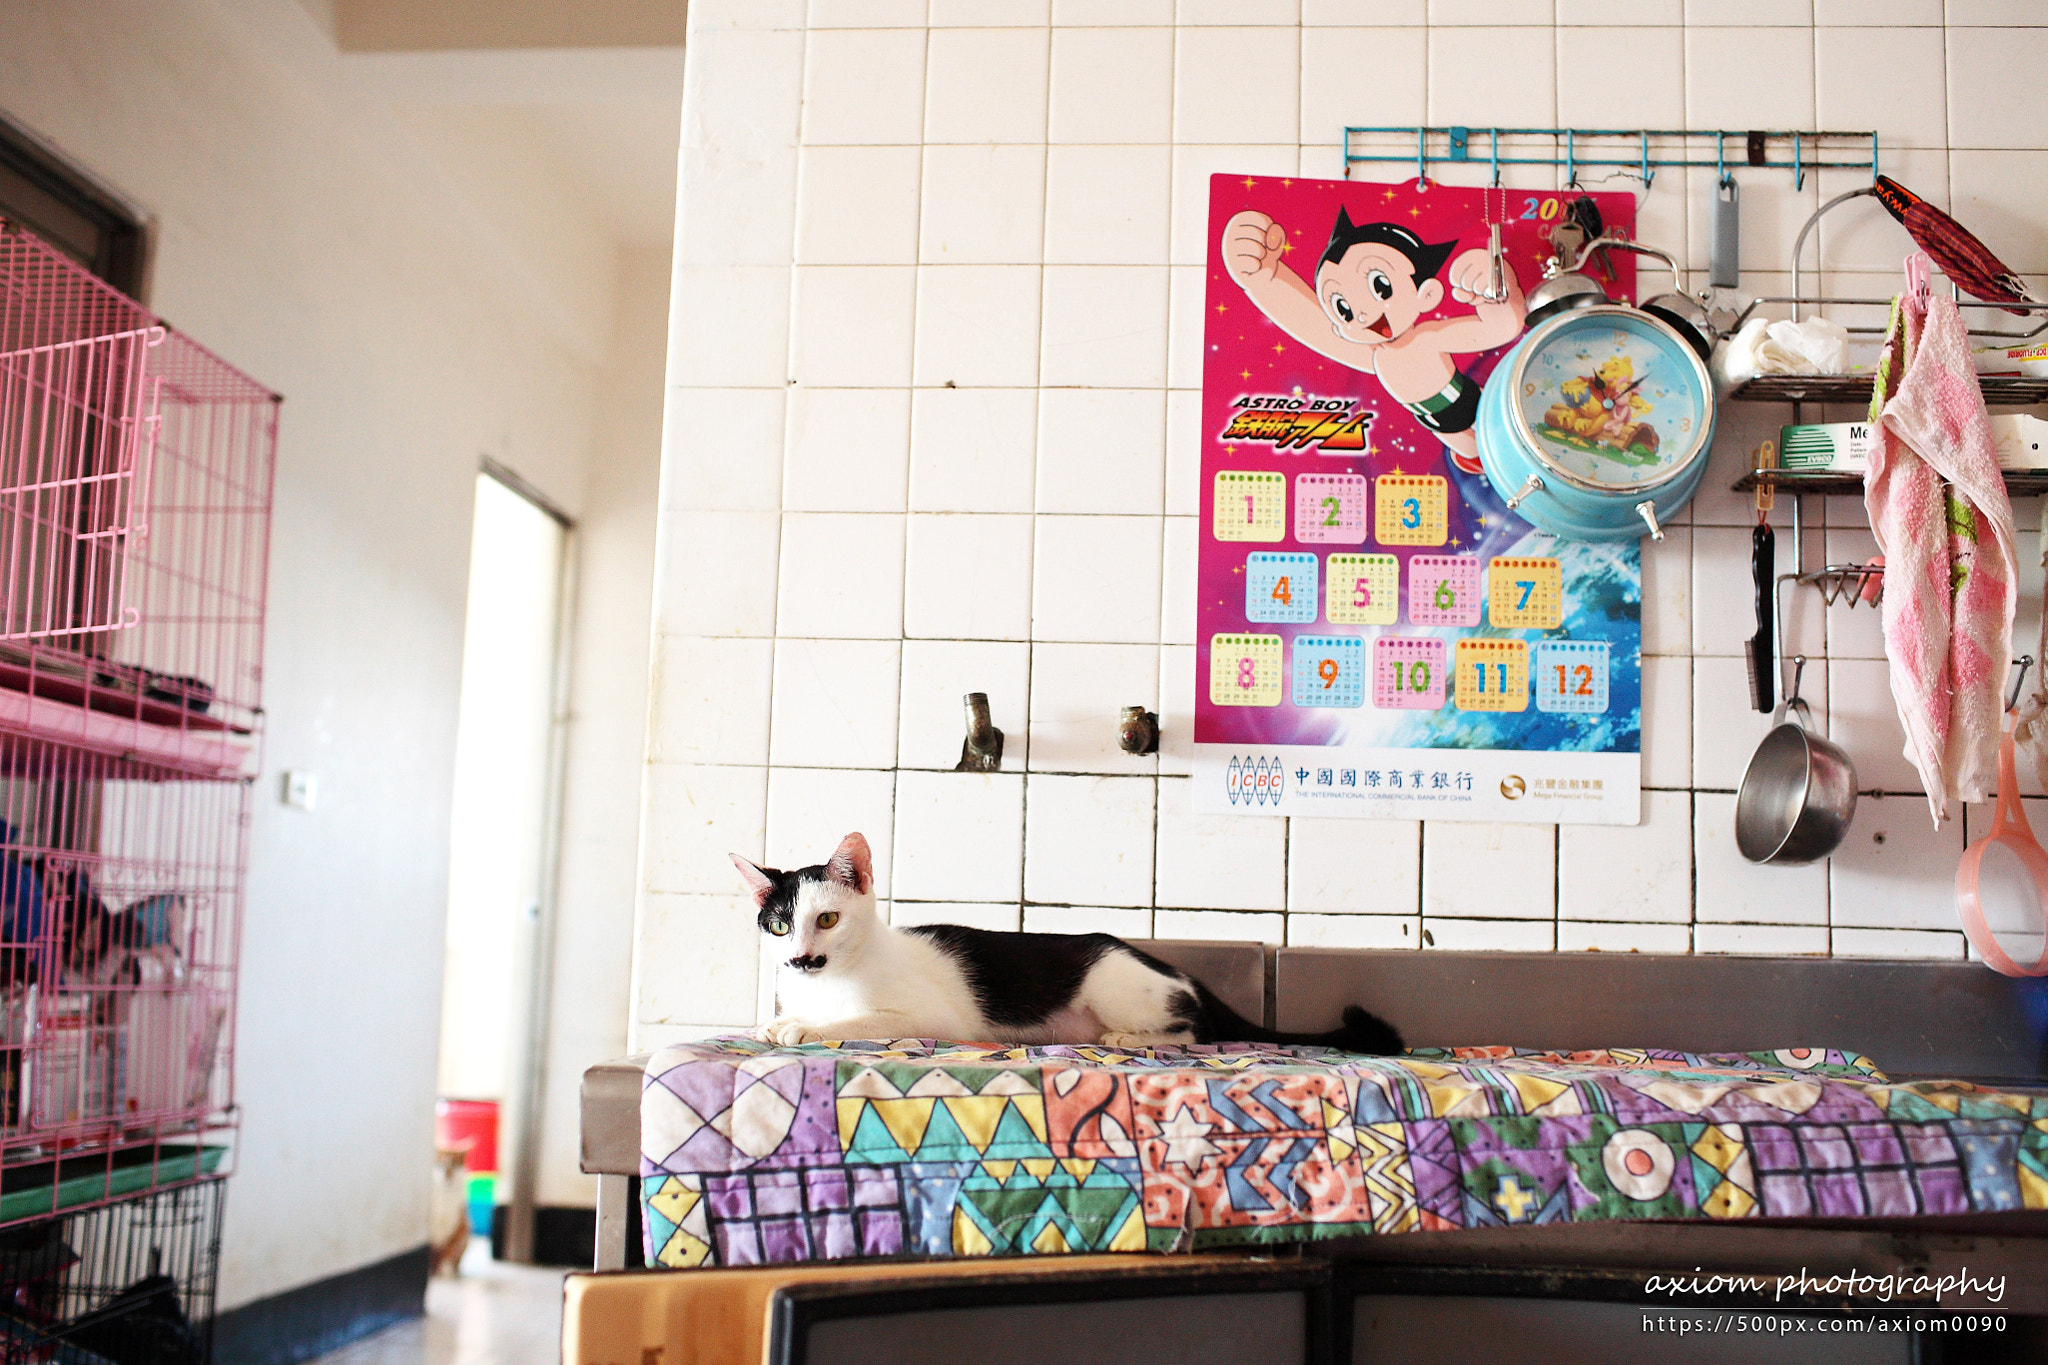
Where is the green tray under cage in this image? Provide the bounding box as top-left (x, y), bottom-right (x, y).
top-left (0, 1145), bottom-right (226, 1225)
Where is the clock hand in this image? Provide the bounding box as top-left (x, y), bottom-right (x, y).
top-left (1601, 374), bottom-right (1649, 409)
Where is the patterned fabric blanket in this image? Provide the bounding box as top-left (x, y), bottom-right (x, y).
top-left (638, 1037), bottom-right (2048, 1270)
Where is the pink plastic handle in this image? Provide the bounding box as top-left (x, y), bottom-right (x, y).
top-left (1954, 724), bottom-right (2048, 976)
top-left (1905, 249), bottom-right (1932, 305)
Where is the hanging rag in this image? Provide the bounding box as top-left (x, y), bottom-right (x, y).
top-left (1864, 252), bottom-right (2019, 825)
top-left (2013, 501), bottom-right (2048, 786)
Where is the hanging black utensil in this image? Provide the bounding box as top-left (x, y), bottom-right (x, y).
top-left (1748, 520), bottom-right (1776, 712)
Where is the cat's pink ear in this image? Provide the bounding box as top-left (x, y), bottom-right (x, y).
top-left (825, 832), bottom-right (872, 893)
top-left (730, 854), bottom-right (776, 907)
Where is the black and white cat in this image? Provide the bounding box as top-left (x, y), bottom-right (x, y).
top-left (730, 832), bottom-right (1403, 1053)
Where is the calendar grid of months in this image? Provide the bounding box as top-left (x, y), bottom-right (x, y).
top-left (1209, 632), bottom-right (1284, 707)
top-left (1455, 638), bottom-right (1531, 713)
top-left (1245, 551), bottom-right (1319, 625)
top-left (1372, 636), bottom-right (1446, 711)
top-left (1407, 554), bottom-right (1482, 629)
top-left (1536, 639), bottom-right (1612, 714)
top-left (1326, 553), bottom-right (1399, 626)
top-left (1209, 627), bottom-right (1612, 716)
top-left (1488, 555), bottom-right (1565, 631)
top-left (1372, 472), bottom-right (1448, 546)
top-left (1292, 635), bottom-right (1366, 708)
top-left (1293, 471), bottom-right (1370, 545)
top-left (1209, 470), bottom-right (1615, 719)
top-left (1214, 470), bottom-right (1287, 543)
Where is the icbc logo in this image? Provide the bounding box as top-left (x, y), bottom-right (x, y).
top-left (1225, 755), bottom-right (1285, 807)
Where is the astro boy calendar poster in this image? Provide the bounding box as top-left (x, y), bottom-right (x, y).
top-left (1194, 175), bottom-right (1643, 825)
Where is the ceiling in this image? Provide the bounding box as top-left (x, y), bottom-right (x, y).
top-left (302, 1), bottom-right (684, 250)
top-left (332, 0), bottom-right (686, 51)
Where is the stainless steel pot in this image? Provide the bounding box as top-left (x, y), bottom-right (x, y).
top-left (1735, 657), bottom-right (1859, 864)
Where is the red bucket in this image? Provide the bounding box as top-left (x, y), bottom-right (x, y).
top-left (436, 1098), bottom-right (499, 1173)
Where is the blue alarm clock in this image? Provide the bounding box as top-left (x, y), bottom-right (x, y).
top-left (1476, 241), bottom-right (1717, 542)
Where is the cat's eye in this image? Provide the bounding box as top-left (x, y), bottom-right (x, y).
top-left (767, 920), bottom-right (791, 936)
top-left (816, 911), bottom-right (841, 929)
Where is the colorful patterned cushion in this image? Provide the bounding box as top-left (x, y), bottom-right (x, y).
top-left (637, 1038), bottom-right (2048, 1270)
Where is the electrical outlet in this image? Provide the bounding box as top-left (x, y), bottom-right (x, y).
top-left (282, 770), bottom-right (317, 811)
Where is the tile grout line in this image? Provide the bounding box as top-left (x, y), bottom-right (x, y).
top-left (747, 12), bottom-right (815, 1028)
top-left (1138, 14), bottom-right (1186, 941)
top-left (882, 21), bottom-right (936, 924)
top-left (1271, 11), bottom-right (1305, 951)
top-left (1017, 18), bottom-right (1058, 929)
top-left (1552, 822), bottom-right (1561, 949)
top-left (1689, 788), bottom-right (1699, 955)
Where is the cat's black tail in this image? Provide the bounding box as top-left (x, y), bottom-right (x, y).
top-left (1191, 982), bottom-right (1404, 1055)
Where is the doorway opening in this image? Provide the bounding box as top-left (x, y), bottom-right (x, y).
top-left (436, 463), bottom-right (573, 1265)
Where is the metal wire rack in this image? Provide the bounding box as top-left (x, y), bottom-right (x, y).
top-left (1727, 185), bottom-right (2048, 349)
top-left (1, 225), bottom-right (273, 776)
top-left (1725, 186), bottom-right (2048, 631)
top-left (0, 739), bottom-right (243, 1173)
top-left (0, 221), bottom-right (271, 1236)
top-left (0, 1177), bottom-right (224, 1363)
top-left (0, 236), bottom-right (160, 646)
top-left (1799, 562), bottom-right (1885, 609)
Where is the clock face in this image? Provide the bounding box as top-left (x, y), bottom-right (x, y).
top-left (1514, 311), bottom-right (1709, 490)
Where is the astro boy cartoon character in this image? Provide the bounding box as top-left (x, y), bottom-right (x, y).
top-left (1222, 205), bottom-right (1526, 476)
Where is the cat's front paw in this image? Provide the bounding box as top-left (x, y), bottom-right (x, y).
top-left (757, 1018), bottom-right (815, 1047)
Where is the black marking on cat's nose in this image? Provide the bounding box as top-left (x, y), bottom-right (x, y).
top-left (789, 954), bottom-right (827, 973)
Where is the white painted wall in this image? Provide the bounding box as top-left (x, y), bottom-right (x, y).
top-left (2, 0), bottom-right (667, 1309)
top-left (534, 245), bottom-right (666, 1210)
top-left (637, 0), bottom-right (2048, 1048)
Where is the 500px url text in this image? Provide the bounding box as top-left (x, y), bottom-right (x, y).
top-left (1644, 1314), bottom-right (2007, 1336)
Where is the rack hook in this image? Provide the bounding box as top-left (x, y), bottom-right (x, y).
top-left (2009, 656), bottom-right (2035, 713)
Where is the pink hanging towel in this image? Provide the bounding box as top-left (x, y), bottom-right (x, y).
top-left (1864, 252), bottom-right (2019, 825)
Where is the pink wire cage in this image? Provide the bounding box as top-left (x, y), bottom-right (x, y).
top-left (0, 221), bottom-right (275, 1221)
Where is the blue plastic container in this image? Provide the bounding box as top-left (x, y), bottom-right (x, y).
top-left (0, 824), bottom-right (42, 945)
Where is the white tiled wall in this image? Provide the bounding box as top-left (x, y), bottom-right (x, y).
top-left (636, 0), bottom-right (2048, 1040)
